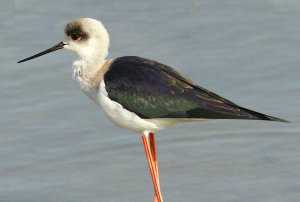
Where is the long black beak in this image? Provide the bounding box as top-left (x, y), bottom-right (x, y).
top-left (18, 42), bottom-right (66, 63)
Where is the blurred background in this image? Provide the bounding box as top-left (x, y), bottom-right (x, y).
top-left (1, 0), bottom-right (300, 201)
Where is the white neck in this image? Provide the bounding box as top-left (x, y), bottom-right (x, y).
top-left (73, 56), bottom-right (106, 81)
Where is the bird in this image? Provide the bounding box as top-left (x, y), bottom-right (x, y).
top-left (18, 18), bottom-right (288, 202)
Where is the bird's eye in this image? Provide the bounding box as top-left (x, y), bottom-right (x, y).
top-left (71, 34), bottom-right (81, 41)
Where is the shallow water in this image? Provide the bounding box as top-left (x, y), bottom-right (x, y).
top-left (1, 0), bottom-right (300, 201)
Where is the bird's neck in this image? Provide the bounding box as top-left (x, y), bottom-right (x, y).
top-left (73, 56), bottom-right (112, 87)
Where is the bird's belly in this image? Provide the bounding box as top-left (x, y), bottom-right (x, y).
top-left (96, 80), bottom-right (178, 132)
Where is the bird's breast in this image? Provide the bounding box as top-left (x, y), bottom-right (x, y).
top-left (73, 64), bottom-right (87, 91)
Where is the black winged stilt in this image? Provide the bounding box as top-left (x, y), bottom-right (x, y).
top-left (18, 18), bottom-right (288, 202)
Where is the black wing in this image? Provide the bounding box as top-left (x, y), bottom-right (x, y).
top-left (104, 56), bottom-right (287, 122)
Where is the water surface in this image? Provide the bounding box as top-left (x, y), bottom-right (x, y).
top-left (1, 0), bottom-right (300, 201)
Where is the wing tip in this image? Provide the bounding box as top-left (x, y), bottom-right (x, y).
top-left (240, 107), bottom-right (290, 123)
top-left (262, 115), bottom-right (291, 123)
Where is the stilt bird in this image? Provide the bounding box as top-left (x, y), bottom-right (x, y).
top-left (18, 18), bottom-right (288, 202)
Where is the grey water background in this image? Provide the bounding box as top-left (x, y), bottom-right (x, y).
top-left (1, 0), bottom-right (300, 201)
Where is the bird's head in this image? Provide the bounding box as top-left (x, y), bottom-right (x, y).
top-left (18, 18), bottom-right (110, 63)
top-left (64, 18), bottom-right (110, 61)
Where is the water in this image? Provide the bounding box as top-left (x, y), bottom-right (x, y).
top-left (1, 0), bottom-right (300, 201)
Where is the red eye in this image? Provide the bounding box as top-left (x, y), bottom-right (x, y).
top-left (71, 34), bottom-right (81, 41)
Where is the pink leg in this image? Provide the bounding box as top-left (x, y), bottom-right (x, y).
top-left (149, 132), bottom-right (161, 202)
top-left (142, 132), bottom-right (163, 202)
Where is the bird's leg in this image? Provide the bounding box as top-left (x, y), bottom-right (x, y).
top-left (149, 132), bottom-right (161, 202)
top-left (142, 132), bottom-right (163, 202)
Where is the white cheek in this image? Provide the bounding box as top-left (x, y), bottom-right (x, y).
top-left (64, 41), bottom-right (92, 58)
top-left (78, 46), bottom-right (96, 59)
top-left (63, 41), bottom-right (78, 51)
